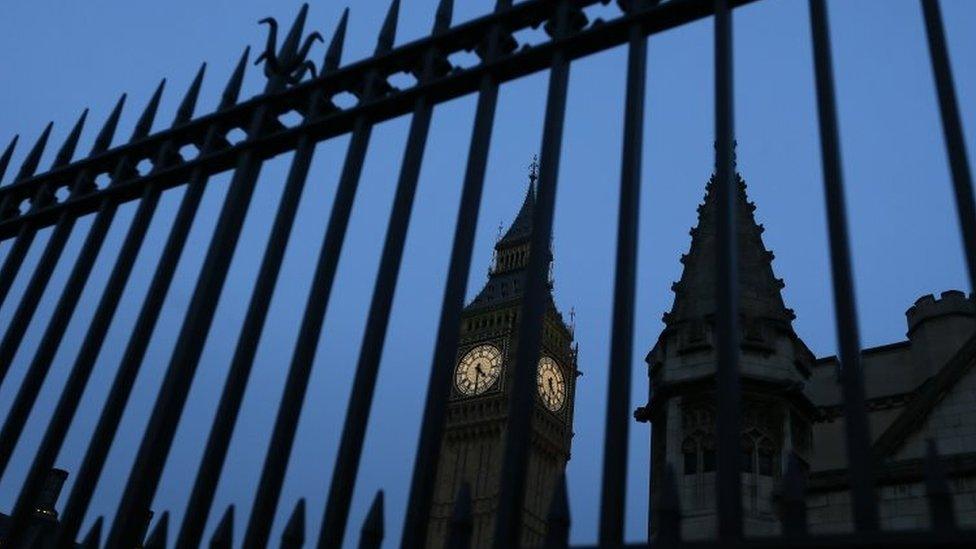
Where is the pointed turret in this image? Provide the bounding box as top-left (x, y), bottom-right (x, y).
top-left (664, 170), bottom-right (793, 327)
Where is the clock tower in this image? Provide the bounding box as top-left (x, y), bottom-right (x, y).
top-left (426, 164), bottom-right (579, 548)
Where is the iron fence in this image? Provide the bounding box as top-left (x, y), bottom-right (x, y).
top-left (0, 0), bottom-right (973, 547)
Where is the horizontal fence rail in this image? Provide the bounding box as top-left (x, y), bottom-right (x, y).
top-left (0, 0), bottom-right (973, 547)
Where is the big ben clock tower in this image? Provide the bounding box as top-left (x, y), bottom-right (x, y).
top-left (426, 163), bottom-right (579, 548)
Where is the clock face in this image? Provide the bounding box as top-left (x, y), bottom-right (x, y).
top-left (455, 344), bottom-right (503, 396)
top-left (537, 356), bottom-right (566, 412)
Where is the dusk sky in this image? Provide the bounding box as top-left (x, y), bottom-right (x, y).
top-left (0, 0), bottom-right (974, 545)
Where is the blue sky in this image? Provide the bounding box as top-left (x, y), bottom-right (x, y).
top-left (0, 0), bottom-right (974, 546)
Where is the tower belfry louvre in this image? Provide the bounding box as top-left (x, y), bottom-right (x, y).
top-left (426, 165), bottom-right (579, 548)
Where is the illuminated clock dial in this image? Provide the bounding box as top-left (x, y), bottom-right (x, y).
top-left (455, 344), bottom-right (502, 396)
top-left (537, 356), bottom-right (566, 412)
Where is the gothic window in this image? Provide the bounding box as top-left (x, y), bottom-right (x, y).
top-left (681, 432), bottom-right (715, 475)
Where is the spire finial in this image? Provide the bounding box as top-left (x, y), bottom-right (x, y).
top-left (529, 154), bottom-right (539, 185)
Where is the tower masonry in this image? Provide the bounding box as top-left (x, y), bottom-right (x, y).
top-left (426, 167), bottom-right (579, 548)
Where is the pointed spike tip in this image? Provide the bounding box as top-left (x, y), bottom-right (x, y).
top-left (53, 109), bottom-right (89, 167)
top-left (281, 3), bottom-right (311, 59)
top-left (210, 504), bottom-right (234, 547)
top-left (323, 8), bottom-right (350, 72)
top-left (131, 79), bottom-right (166, 141)
top-left (174, 63), bottom-right (207, 127)
top-left (376, 0), bottom-right (401, 54)
top-left (434, 0), bottom-right (455, 33)
top-left (221, 47), bottom-right (250, 110)
top-left (144, 511), bottom-right (169, 548)
top-left (281, 498), bottom-right (306, 545)
top-left (81, 516), bottom-right (104, 548)
top-left (362, 490), bottom-right (385, 538)
top-left (90, 94), bottom-right (127, 155)
top-left (0, 134), bottom-right (20, 184)
top-left (15, 122), bottom-right (54, 181)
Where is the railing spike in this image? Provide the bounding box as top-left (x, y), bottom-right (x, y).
top-left (359, 490), bottom-right (385, 549)
top-left (52, 109), bottom-right (88, 168)
top-left (544, 473), bottom-right (571, 549)
top-left (0, 134), bottom-right (20, 185)
top-left (655, 464), bottom-right (681, 548)
top-left (143, 511), bottom-right (169, 549)
top-left (281, 498), bottom-right (306, 548)
top-left (220, 47), bottom-right (250, 110)
top-left (322, 8), bottom-right (350, 74)
top-left (925, 438), bottom-right (956, 532)
top-left (280, 3), bottom-right (310, 61)
top-left (89, 94), bottom-right (126, 156)
top-left (375, 0), bottom-right (400, 55)
top-left (131, 79), bottom-right (166, 142)
top-left (782, 452), bottom-right (808, 536)
top-left (15, 122), bottom-right (53, 182)
top-left (433, 0), bottom-right (454, 34)
top-left (173, 63), bottom-right (207, 128)
top-left (80, 516), bottom-right (104, 549)
top-left (210, 504), bottom-right (234, 548)
top-left (446, 483), bottom-right (473, 549)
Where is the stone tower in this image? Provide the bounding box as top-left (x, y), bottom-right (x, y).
top-left (638, 170), bottom-right (819, 539)
top-left (426, 167), bottom-right (579, 548)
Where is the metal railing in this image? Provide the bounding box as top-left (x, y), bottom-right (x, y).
top-left (0, 0), bottom-right (972, 547)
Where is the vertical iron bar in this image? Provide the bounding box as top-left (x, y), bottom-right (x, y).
top-left (0, 124), bottom-right (54, 310)
top-left (598, 2), bottom-right (649, 545)
top-left (921, 0), bottom-right (976, 293)
top-left (713, 0), bottom-right (742, 542)
top-left (808, 0), bottom-right (878, 532)
top-left (3, 69), bottom-right (205, 549)
top-left (53, 48), bottom-right (249, 548)
top-left (176, 29), bottom-right (346, 546)
top-left (105, 87), bottom-right (284, 549)
top-left (318, 7), bottom-right (448, 546)
top-left (399, 2), bottom-right (512, 546)
top-left (494, 2), bottom-right (573, 547)
top-left (243, 59), bottom-right (388, 549)
top-left (0, 116), bottom-right (91, 385)
top-left (52, 127), bottom-right (223, 547)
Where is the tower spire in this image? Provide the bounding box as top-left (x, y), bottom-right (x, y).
top-left (665, 167), bottom-right (793, 327)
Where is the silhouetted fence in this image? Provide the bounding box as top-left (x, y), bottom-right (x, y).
top-left (0, 0), bottom-right (973, 547)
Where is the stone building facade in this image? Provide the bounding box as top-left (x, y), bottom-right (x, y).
top-left (637, 169), bottom-right (976, 539)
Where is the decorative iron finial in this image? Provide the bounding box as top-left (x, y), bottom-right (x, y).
top-left (255, 4), bottom-right (323, 86)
